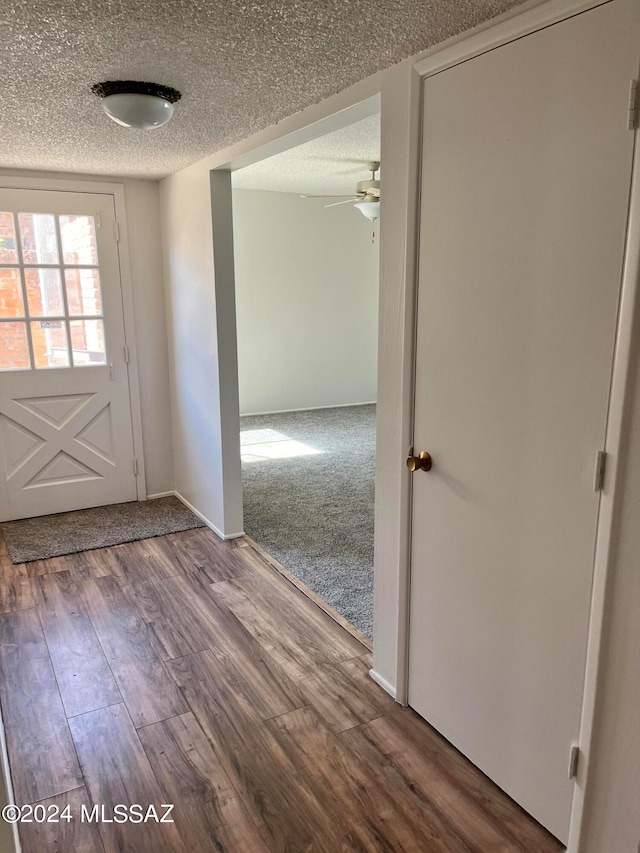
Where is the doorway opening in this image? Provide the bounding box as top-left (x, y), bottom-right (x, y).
top-left (231, 113), bottom-right (380, 640)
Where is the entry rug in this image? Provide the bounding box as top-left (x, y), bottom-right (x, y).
top-left (1, 496), bottom-right (205, 564)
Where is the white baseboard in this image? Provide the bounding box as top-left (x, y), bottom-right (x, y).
top-left (173, 491), bottom-right (245, 541)
top-left (369, 669), bottom-right (397, 700)
top-left (240, 401), bottom-right (377, 417)
top-left (146, 491), bottom-right (176, 500)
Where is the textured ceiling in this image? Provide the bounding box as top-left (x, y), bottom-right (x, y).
top-left (232, 114), bottom-right (380, 195)
top-left (1, 0), bottom-right (523, 179)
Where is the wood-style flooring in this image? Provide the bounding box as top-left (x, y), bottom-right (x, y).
top-left (0, 529), bottom-right (563, 852)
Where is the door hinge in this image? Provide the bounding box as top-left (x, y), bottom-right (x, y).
top-left (95, 211), bottom-right (101, 229)
top-left (568, 743), bottom-right (580, 780)
top-left (114, 220), bottom-right (121, 242)
top-left (123, 345), bottom-right (130, 363)
top-left (628, 80), bottom-right (638, 131)
top-left (593, 450), bottom-right (606, 492)
top-left (133, 458), bottom-right (138, 476)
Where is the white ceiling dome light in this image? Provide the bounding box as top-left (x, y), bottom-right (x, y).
top-left (91, 81), bottom-right (182, 130)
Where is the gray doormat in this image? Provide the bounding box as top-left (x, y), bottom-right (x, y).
top-left (1, 496), bottom-right (205, 564)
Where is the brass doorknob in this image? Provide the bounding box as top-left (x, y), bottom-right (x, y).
top-left (406, 451), bottom-right (432, 472)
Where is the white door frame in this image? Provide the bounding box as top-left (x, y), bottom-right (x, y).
top-left (566, 121), bottom-right (640, 852)
top-left (394, 0), bottom-right (639, 849)
top-left (0, 175), bottom-right (147, 501)
top-left (204, 0), bottom-right (636, 847)
top-left (205, 96), bottom-right (382, 561)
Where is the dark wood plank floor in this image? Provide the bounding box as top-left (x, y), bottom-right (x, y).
top-left (0, 528), bottom-right (563, 852)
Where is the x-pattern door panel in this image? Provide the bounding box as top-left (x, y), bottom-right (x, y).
top-left (2, 391), bottom-right (114, 484)
top-left (0, 188), bottom-right (136, 520)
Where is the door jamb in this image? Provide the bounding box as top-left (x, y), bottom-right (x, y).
top-left (0, 175), bottom-right (148, 500)
top-left (566, 101), bottom-right (640, 852)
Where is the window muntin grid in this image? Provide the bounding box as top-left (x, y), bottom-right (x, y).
top-left (0, 211), bottom-right (106, 371)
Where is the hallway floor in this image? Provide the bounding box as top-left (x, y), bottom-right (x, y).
top-left (0, 529), bottom-right (561, 852)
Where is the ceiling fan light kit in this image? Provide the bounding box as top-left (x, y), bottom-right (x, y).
top-left (354, 199), bottom-right (380, 221)
top-left (91, 81), bottom-right (182, 129)
top-left (300, 161), bottom-right (380, 239)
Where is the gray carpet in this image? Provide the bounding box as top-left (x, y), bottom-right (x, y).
top-left (241, 404), bottom-right (375, 638)
top-left (2, 495), bottom-right (205, 563)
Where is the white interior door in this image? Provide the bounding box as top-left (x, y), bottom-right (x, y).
top-left (408, 0), bottom-right (640, 843)
top-left (0, 188), bottom-right (137, 520)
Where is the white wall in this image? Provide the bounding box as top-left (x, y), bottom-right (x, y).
top-left (119, 179), bottom-right (174, 496)
top-left (232, 189), bottom-right (379, 415)
top-left (0, 170), bottom-right (174, 497)
top-left (159, 168), bottom-right (243, 536)
top-left (371, 62), bottom-right (422, 700)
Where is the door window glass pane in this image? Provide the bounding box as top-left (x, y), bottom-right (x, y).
top-left (0, 269), bottom-right (25, 318)
top-left (0, 322), bottom-right (30, 369)
top-left (31, 320), bottom-right (69, 368)
top-left (25, 268), bottom-right (64, 317)
top-left (1, 207), bottom-right (110, 372)
top-left (65, 269), bottom-right (103, 316)
top-left (18, 213), bottom-right (59, 264)
top-left (59, 215), bottom-right (98, 265)
top-left (0, 212), bottom-right (18, 263)
top-left (70, 319), bottom-right (106, 365)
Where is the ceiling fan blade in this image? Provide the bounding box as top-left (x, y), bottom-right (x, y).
top-left (299, 194), bottom-right (355, 199)
top-left (324, 197), bottom-right (360, 208)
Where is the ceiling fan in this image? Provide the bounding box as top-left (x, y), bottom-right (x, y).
top-left (300, 161), bottom-right (381, 221)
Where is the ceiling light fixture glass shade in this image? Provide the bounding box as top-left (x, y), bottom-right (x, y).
top-left (91, 81), bottom-right (182, 130)
top-left (102, 93), bottom-right (173, 129)
top-left (354, 200), bottom-right (380, 221)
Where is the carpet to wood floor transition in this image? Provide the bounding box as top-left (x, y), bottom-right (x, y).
top-left (240, 404), bottom-right (376, 638)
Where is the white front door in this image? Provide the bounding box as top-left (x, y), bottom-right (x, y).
top-left (0, 188), bottom-right (137, 520)
top-left (408, 0), bottom-right (639, 843)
